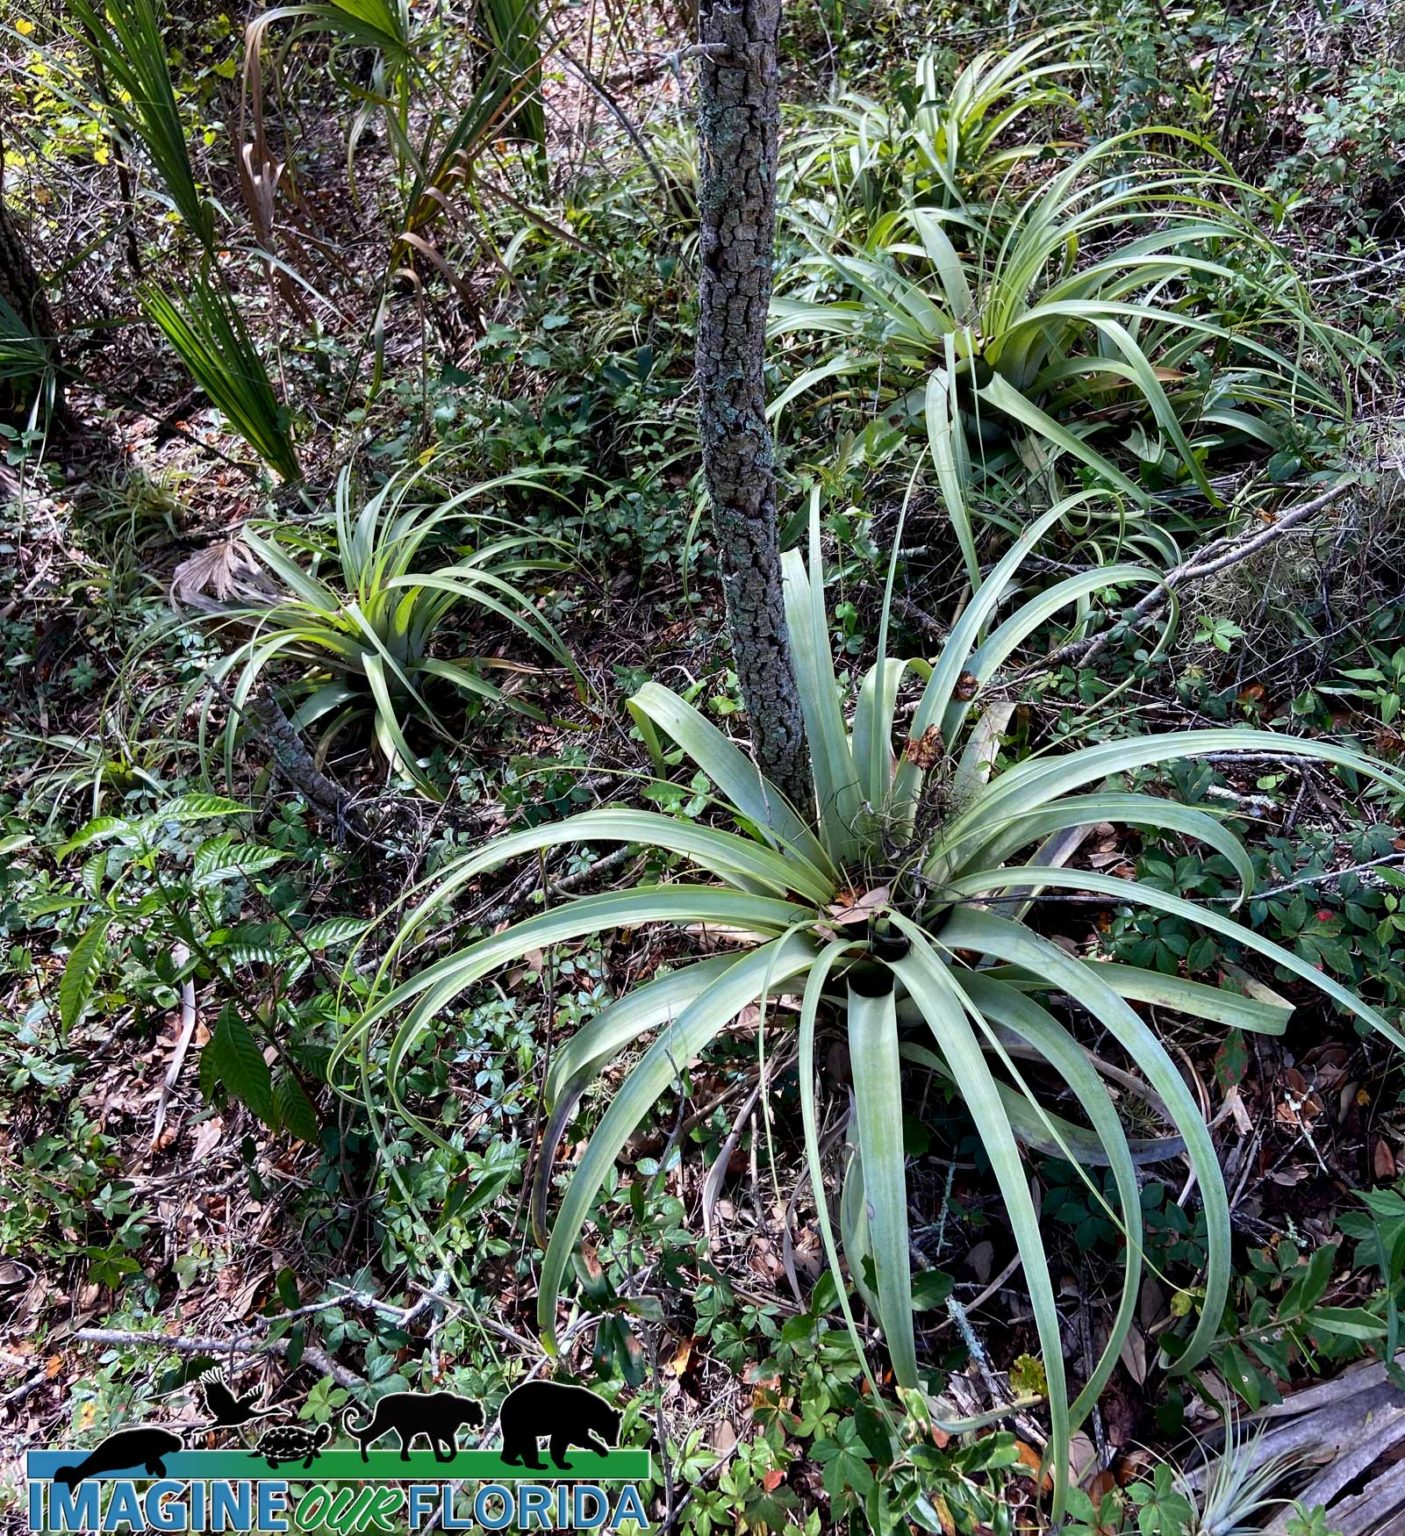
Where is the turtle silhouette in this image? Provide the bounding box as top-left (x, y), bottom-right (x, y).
top-left (498, 1382), bottom-right (620, 1471)
top-left (251, 1421), bottom-right (330, 1470)
top-left (197, 1369), bottom-right (278, 1429)
top-left (54, 1428), bottom-right (184, 1487)
top-left (342, 1392), bottom-right (483, 1462)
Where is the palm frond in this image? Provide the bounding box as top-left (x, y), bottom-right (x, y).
top-left (141, 275), bottom-right (301, 481)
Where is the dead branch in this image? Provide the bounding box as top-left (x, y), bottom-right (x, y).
top-left (71, 1326), bottom-right (366, 1391)
top-left (1048, 479), bottom-right (1356, 668)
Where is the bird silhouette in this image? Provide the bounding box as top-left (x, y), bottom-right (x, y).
top-left (197, 1369), bottom-right (278, 1429)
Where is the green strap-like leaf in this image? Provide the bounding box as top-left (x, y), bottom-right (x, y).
top-left (545, 957), bottom-right (740, 1108)
top-left (349, 886), bottom-right (816, 1145)
top-left (946, 865), bottom-right (1405, 1053)
top-left (896, 495), bottom-right (1097, 814)
top-left (925, 366), bottom-right (978, 589)
top-left (941, 564), bottom-right (1157, 742)
top-left (363, 651), bottom-right (440, 798)
top-left (533, 957), bottom-right (737, 1242)
top-left (964, 790), bottom-right (1255, 905)
top-left (628, 683), bottom-right (830, 871)
top-left (938, 728), bottom-right (1405, 876)
top-left (978, 373), bottom-right (1149, 504)
top-left (889, 922), bottom-right (1072, 1518)
top-left (781, 500), bottom-right (863, 864)
top-left (899, 1038), bottom-right (1180, 1166)
top-left (417, 807), bottom-right (836, 911)
top-left (537, 935), bottom-right (818, 1351)
top-left (797, 941), bottom-right (895, 1408)
top-left (934, 905), bottom-right (1232, 1377)
top-left (985, 960), bottom-right (1291, 1035)
top-left (854, 656), bottom-right (929, 810)
top-left (955, 972), bottom-right (1144, 1428)
top-left (848, 979), bottom-right (918, 1386)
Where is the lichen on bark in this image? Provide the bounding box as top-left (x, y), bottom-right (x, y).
top-left (695, 0), bottom-right (812, 812)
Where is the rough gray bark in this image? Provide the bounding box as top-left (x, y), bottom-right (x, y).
top-left (695, 0), bottom-right (811, 810)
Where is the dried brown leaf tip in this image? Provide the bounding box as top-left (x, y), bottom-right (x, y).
top-left (904, 724), bottom-right (944, 768)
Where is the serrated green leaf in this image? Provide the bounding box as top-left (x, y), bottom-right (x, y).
top-left (209, 1004), bottom-right (275, 1127)
top-left (80, 848), bottom-right (109, 898)
top-left (60, 913), bottom-right (114, 1037)
top-left (192, 836), bottom-right (285, 887)
top-left (274, 1073), bottom-right (320, 1143)
top-left (198, 1023), bottom-right (225, 1099)
top-left (299, 915), bottom-right (374, 949)
top-left (55, 816), bottom-right (131, 860)
top-left (157, 794), bottom-right (251, 824)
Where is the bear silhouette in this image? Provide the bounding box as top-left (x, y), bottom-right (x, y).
top-left (498, 1382), bottom-right (620, 1471)
top-left (54, 1428), bottom-right (184, 1486)
top-left (342, 1391), bottom-right (483, 1462)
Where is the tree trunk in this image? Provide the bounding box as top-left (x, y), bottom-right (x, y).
top-left (695, 0), bottom-right (811, 809)
top-left (0, 138), bottom-right (62, 422)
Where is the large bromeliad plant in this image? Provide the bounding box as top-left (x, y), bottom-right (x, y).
top-left (348, 493), bottom-right (1405, 1513)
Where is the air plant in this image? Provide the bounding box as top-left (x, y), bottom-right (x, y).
top-left (194, 460), bottom-right (574, 792)
top-left (344, 490), bottom-right (1403, 1515)
top-left (771, 36), bottom-right (1353, 584)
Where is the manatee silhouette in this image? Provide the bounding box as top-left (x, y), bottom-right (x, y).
top-left (54, 1427), bottom-right (185, 1486)
top-left (499, 1382), bottom-right (620, 1471)
top-left (342, 1392), bottom-right (483, 1462)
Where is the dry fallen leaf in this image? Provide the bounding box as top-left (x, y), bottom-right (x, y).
top-left (220, 1271), bottom-right (266, 1321)
top-left (1222, 1085), bottom-right (1254, 1137)
top-left (169, 538), bottom-right (272, 611)
top-left (904, 725), bottom-right (943, 769)
top-left (827, 885), bottom-right (890, 925)
top-left (1067, 1430), bottom-right (1098, 1485)
top-left (1015, 1439), bottom-right (1052, 1491)
top-left (191, 1116), bottom-right (225, 1162)
top-left (1119, 1325), bottom-right (1148, 1386)
top-left (966, 1240), bottom-right (994, 1283)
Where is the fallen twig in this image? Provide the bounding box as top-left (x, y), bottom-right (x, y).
top-left (1210, 850), bottom-right (1405, 901)
top-left (1048, 480), bottom-right (1356, 669)
top-left (71, 1326), bottom-right (365, 1391)
top-left (2, 1369), bottom-right (49, 1407)
top-left (476, 844), bottom-right (638, 929)
top-left (150, 943), bottom-right (197, 1149)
